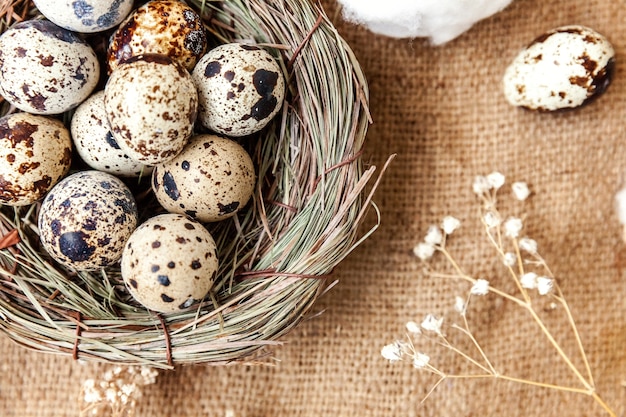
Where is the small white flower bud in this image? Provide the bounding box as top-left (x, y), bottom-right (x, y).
top-left (504, 217), bottom-right (523, 238)
top-left (381, 342), bottom-right (403, 362)
top-left (421, 314), bottom-right (444, 334)
top-left (413, 242), bottom-right (436, 261)
top-left (412, 352), bottom-right (431, 369)
top-left (503, 252), bottom-right (517, 267)
top-left (424, 225), bottom-right (443, 245)
top-left (519, 237), bottom-right (538, 254)
top-left (520, 272), bottom-right (538, 289)
top-left (473, 175), bottom-right (491, 195)
top-left (470, 279), bottom-right (490, 295)
top-left (454, 296), bottom-right (466, 314)
top-left (512, 181), bottom-right (531, 201)
top-left (483, 211), bottom-right (501, 228)
top-left (537, 276), bottom-right (554, 295)
top-left (487, 172), bottom-right (505, 190)
top-left (406, 321), bottom-right (421, 334)
top-left (441, 216), bottom-right (461, 235)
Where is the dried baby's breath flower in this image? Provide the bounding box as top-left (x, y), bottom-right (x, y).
top-left (520, 272), bottom-right (538, 289)
top-left (412, 352), bottom-right (431, 369)
top-left (470, 279), bottom-right (490, 295)
top-left (504, 217), bottom-right (523, 238)
top-left (421, 314), bottom-right (444, 335)
top-left (413, 242), bottom-right (436, 261)
top-left (442, 216), bottom-right (461, 235)
top-left (483, 211), bottom-right (501, 228)
top-left (388, 173), bottom-right (617, 416)
top-left (80, 365), bottom-right (159, 417)
top-left (406, 321), bottom-right (421, 334)
top-left (487, 172), bottom-right (505, 190)
top-left (537, 276), bottom-right (554, 295)
top-left (503, 252), bottom-right (517, 267)
top-left (473, 175), bottom-right (491, 195)
top-left (381, 342), bottom-right (404, 362)
top-left (512, 181), bottom-right (531, 201)
top-left (454, 296), bottom-right (466, 315)
top-left (519, 237), bottom-right (538, 254)
top-left (424, 225), bottom-right (443, 245)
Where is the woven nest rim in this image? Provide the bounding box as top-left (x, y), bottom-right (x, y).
top-left (0, 0), bottom-right (386, 369)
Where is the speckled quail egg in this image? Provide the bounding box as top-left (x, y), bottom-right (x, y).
top-left (152, 134), bottom-right (256, 222)
top-left (32, 0), bottom-right (134, 33)
top-left (121, 213), bottom-right (218, 313)
top-left (107, 0), bottom-right (207, 73)
top-left (0, 113), bottom-right (71, 206)
top-left (104, 54), bottom-right (198, 166)
top-left (503, 25), bottom-right (615, 111)
top-left (71, 91), bottom-right (153, 177)
top-left (192, 43), bottom-right (285, 137)
top-left (38, 170), bottom-right (138, 271)
top-left (0, 20), bottom-right (100, 115)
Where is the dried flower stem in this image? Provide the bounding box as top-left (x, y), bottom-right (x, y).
top-left (388, 173), bottom-right (618, 417)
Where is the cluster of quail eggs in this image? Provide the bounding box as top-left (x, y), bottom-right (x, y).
top-left (0, 0), bottom-right (286, 313)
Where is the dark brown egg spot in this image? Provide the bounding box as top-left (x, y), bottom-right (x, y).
top-left (161, 293), bottom-right (174, 302)
top-left (16, 20), bottom-right (84, 44)
top-left (50, 219), bottom-right (62, 236)
top-left (59, 231), bottom-right (95, 262)
top-left (190, 260), bottom-right (201, 270)
top-left (157, 275), bottom-right (171, 286)
top-left (0, 119), bottom-right (37, 147)
top-left (162, 171), bottom-right (180, 201)
top-left (184, 30), bottom-right (206, 56)
top-left (204, 61), bottom-right (221, 77)
top-left (224, 71), bottom-right (235, 81)
top-left (217, 201), bottom-right (239, 215)
top-left (167, 261), bottom-right (175, 269)
top-left (152, 240), bottom-right (161, 248)
top-left (130, 279), bottom-right (138, 289)
top-left (184, 222), bottom-right (195, 230)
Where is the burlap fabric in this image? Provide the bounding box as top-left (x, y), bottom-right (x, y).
top-left (1, 0), bottom-right (625, 415)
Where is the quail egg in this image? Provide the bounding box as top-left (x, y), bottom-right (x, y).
top-left (192, 43), bottom-right (285, 136)
top-left (104, 54), bottom-right (198, 166)
top-left (152, 134), bottom-right (256, 222)
top-left (0, 112), bottom-right (71, 206)
top-left (38, 170), bottom-right (138, 271)
top-left (107, 0), bottom-right (207, 73)
top-left (0, 20), bottom-right (100, 114)
top-left (32, 0), bottom-right (135, 33)
top-left (121, 213), bottom-right (218, 313)
top-left (71, 91), bottom-right (153, 177)
top-left (503, 25), bottom-right (615, 111)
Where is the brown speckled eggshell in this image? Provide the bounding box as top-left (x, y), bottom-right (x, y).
top-left (32, 0), bottom-right (135, 33)
top-left (104, 54), bottom-right (198, 166)
top-left (0, 20), bottom-right (100, 115)
top-left (152, 134), bottom-right (256, 222)
top-left (191, 43), bottom-right (285, 137)
top-left (71, 91), bottom-right (153, 177)
top-left (107, 0), bottom-right (207, 73)
top-left (121, 213), bottom-right (218, 313)
top-left (0, 113), bottom-right (72, 206)
top-left (38, 170), bottom-right (138, 271)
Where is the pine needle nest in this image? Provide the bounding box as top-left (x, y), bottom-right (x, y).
top-left (0, 0), bottom-right (383, 368)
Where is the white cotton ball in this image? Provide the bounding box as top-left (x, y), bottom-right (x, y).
top-left (337, 0), bottom-right (514, 45)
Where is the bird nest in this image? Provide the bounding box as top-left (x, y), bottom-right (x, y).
top-left (0, 0), bottom-right (382, 368)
